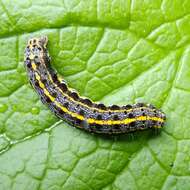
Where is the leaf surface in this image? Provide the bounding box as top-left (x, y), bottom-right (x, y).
top-left (0, 0), bottom-right (190, 189)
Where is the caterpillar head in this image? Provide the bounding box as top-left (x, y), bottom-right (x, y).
top-left (24, 36), bottom-right (50, 68)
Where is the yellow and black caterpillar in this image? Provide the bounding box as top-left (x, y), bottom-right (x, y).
top-left (24, 37), bottom-right (166, 134)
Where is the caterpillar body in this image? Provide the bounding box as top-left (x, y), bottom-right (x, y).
top-left (24, 37), bottom-right (166, 134)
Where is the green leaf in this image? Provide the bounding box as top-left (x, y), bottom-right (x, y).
top-left (0, 0), bottom-right (190, 189)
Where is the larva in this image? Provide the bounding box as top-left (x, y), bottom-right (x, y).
top-left (24, 36), bottom-right (166, 134)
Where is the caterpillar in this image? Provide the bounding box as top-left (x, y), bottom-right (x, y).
top-left (24, 36), bottom-right (166, 134)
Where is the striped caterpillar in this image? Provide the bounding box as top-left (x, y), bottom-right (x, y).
top-left (24, 36), bottom-right (166, 134)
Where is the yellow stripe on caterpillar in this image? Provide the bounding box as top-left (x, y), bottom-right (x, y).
top-left (35, 72), bottom-right (164, 125)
